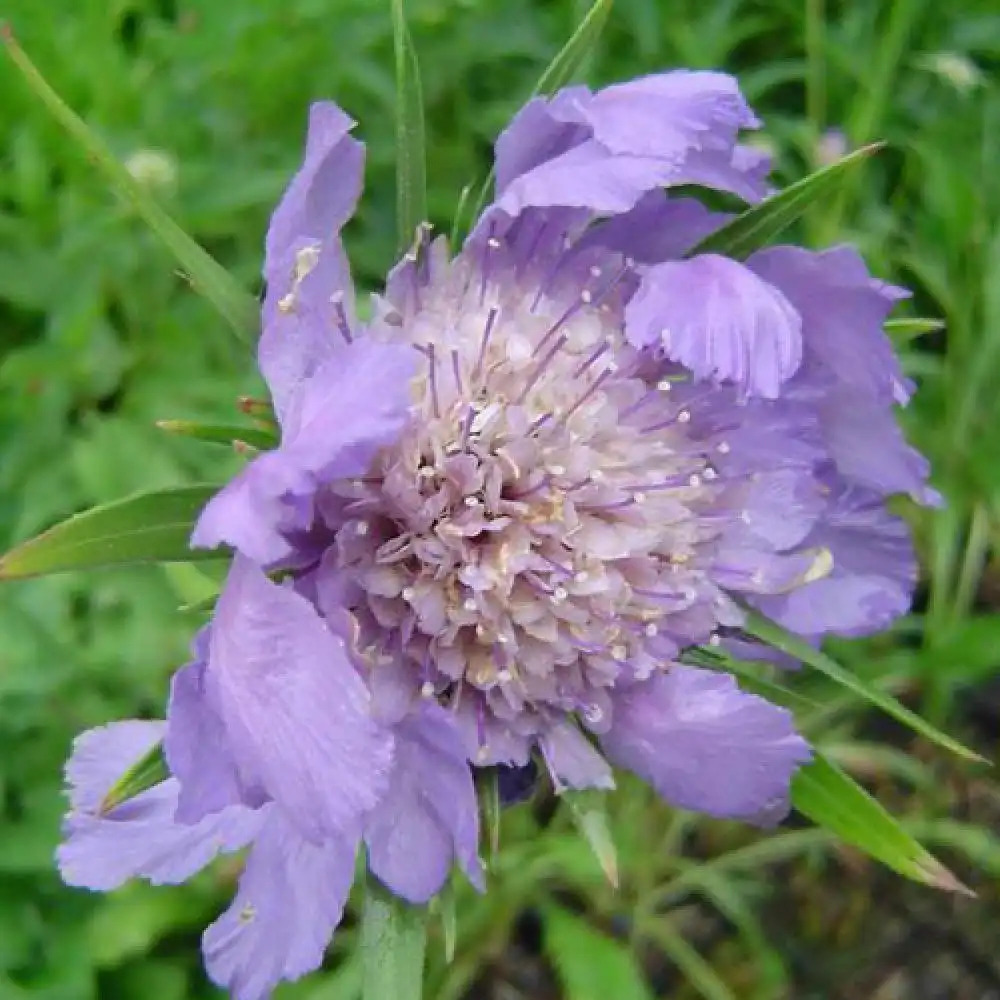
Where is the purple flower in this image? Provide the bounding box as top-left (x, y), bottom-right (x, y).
top-left (59, 71), bottom-right (935, 999)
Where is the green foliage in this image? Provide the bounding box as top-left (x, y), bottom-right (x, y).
top-left (1, 0), bottom-right (999, 997)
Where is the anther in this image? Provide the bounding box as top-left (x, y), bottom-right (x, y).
top-left (421, 680), bottom-right (436, 698)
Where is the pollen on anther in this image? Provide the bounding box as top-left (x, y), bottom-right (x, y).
top-left (401, 587), bottom-right (415, 601)
top-left (677, 410), bottom-right (691, 424)
top-left (717, 441), bottom-right (731, 454)
top-left (497, 669), bottom-right (513, 683)
top-left (708, 633), bottom-right (722, 647)
top-left (420, 681), bottom-right (436, 698)
top-left (487, 237), bottom-right (501, 249)
top-left (611, 644), bottom-right (627, 661)
top-left (552, 586), bottom-right (569, 603)
top-left (581, 289), bottom-right (593, 304)
top-left (356, 521), bottom-right (370, 536)
top-left (632, 491), bottom-right (647, 504)
top-left (463, 598), bottom-right (477, 612)
top-left (688, 474), bottom-right (702, 488)
top-left (656, 379), bottom-right (673, 392)
top-left (644, 623), bottom-right (658, 637)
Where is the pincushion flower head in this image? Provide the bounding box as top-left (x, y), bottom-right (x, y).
top-left (54, 71), bottom-right (938, 999)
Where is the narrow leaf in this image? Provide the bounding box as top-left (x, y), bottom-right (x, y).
top-left (792, 750), bottom-right (973, 894)
top-left (391, 0), bottom-right (427, 253)
top-left (156, 419), bottom-right (278, 451)
top-left (2, 27), bottom-right (259, 343)
top-left (476, 770), bottom-right (502, 865)
top-left (689, 143), bottom-right (884, 260)
top-left (100, 742), bottom-right (169, 815)
top-left (744, 611), bottom-right (986, 763)
top-left (562, 790), bottom-right (619, 888)
top-left (0, 485), bottom-right (224, 580)
top-left (435, 881), bottom-right (457, 964)
top-left (544, 906), bottom-right (654, 1000)
top-left (532, 0), bottom-right (614, 98)
top-left (466, 0), bottom-right (613, 232)
top-left (885, 317), bottom-right (945, 342)
top-left (683, 646), bottom-right (821, 715)
top-left (360, 877), bottom-right (427, 1000)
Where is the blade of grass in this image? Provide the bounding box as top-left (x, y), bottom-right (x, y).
top-left (465, 0), bottom-right (613, 234)
top-left (689, 143), bottom-right (884, 260)
top-left (744, 611), bottom-right (986, 763)
top-left (391, 0), bottom-right (427, 253)
top-left (1, 25), bottom-right (259, 344)
top-left (792, 750), bottom-right (972, 893)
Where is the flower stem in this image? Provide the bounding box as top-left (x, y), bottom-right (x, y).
top-left (361, 875), bottom-right (428, 1000)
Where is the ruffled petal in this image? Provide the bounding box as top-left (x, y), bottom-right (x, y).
top-left (754, 485), bottom-right (918, 638)
top-left (261, 102), bottom-right (365, 419)
top-left (749, 245), bottom-right (911, 405)
top-left (167, 657), bottom-right (249, 823)
top-left (202, 556), bottom-right (393, 842)
top-left (365, 704), bottom-right (482, 902)
top-left (819, 385), bottom-right (940, 504)
top-left (485, 71), bottom-right (767, 231)
top-left (192, 336), bottom-right (416, 562)
top-left (58, 721), bottom-right (261, 891)
top-left (625, 254), bottom-right (803, 398)
top-left (601, 667), bottom-right (810, 822)
top-left (577, 192), bottom-right (731, 264)
top-left (539, 718), bottom-right (614, 791)
top-left (203, 810), bottom-right (358, 1000)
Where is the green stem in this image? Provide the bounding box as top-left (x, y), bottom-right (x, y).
top-left (361, 875), bottom-right (428, 1000)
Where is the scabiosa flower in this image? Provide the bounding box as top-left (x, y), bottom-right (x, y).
top-left (59, 71), bottom-right (936, 999)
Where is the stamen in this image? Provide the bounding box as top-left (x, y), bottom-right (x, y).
top-left (426, 344), bottom-right (441, 419)
top-left (451, 349), bottom-right (464, 396)
top-left (533, 301), bottom-right (580, 357)
top-left (330, 291), bottom-right (354, 343)
top-left (557, 368), bottom-right (614, 426)
top-left (473, 306), bottom-right (499, 381)
top-left (516, 335), bottom-right (567, 404)
top-left (572, 340), bottom-right (611, 380)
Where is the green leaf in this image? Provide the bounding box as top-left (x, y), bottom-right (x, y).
top-left (360, 876), bottom-right (427, 1000)
top-left (156, 419), bottom-right (278, 451)
top-left (0, 485), bottom-right (224, 580)
top-left (532, 0), bottom-right (614, 98)
top-left (683, 645), bottom-right (821, 715)
top-left (391, 0), bottom-right (427, 253)
top-left (544, 906), bottom-right (653, 1000)
top-left (476, 769), bottom-right (502, 865)
top-left (688, 143), bottom-right (884, 260)
top-left (792, 750), bottom-right (972, 894)
top-left (465, 0), bottom-right (613, 233)
top-left (562, 790), bottom-right (619, 888)
top-left (99, 741), bottom-right (169, 815)
top-left (744, 611), bottom-right (986, 763)
top-left (885, 317), bottom-right (946, 342)
top-left (1, 27), bottom-right (259, 344)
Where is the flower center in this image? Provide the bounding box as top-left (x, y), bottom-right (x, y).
top-left (329, 239), bottom-right (727, 739)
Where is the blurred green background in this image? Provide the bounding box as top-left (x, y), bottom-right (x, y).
top-left (1, 0), bottom-right (999, 997)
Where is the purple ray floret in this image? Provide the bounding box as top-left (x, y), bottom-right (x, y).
top-left (59, 68), bottom-right (935, 1000)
